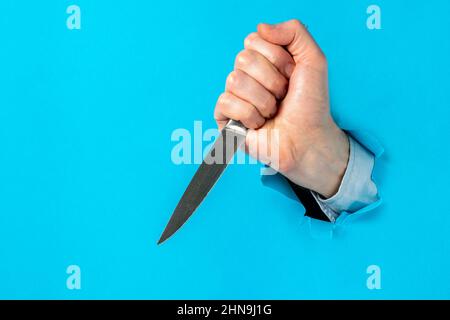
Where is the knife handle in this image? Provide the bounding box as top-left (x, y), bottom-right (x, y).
top-left (225, 119), bottom-right (247, 136)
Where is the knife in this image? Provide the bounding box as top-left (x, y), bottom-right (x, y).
top-left (158, 120), bottom-right (247, 244)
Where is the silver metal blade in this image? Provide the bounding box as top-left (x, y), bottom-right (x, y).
top-left (158, 122), bottom-right (246, 244)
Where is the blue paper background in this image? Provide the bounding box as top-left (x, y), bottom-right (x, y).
top-left (0, 0), bottom-right (449, 299)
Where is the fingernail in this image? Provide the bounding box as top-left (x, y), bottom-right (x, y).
top-left (285, 63), bottom-right (295, 77)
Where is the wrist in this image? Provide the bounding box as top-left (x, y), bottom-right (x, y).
top-left (286, 125), bottom-right (350, 198)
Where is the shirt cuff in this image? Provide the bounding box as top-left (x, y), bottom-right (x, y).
top-left (311, 134), bottom-right (379, 217)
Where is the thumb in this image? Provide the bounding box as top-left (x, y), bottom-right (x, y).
top-left (257, 19), bottom-right (324, 66)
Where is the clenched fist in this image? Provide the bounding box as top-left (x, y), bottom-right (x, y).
top-left (214, 20), bottom-right (349, 198)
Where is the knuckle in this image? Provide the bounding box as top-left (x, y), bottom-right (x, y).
top-left (244, 32), bottom-right (258, 48)
top-left (213, 109), bottom-right (221, 121)
top-left (233, 69), bottom-right (247, 84)
top-left (214, 94), bottom-right (227, 118)
top-left (290, 19), bottom-right (303, 30)
top-left (217, 92), bottom-right (229, 106)
top-left (235, 49), bottom-right (255, 69)
top-left (226, 71), bottom-right (239, 89)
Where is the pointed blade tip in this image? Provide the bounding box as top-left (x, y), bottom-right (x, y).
top-left (157, 230), bottom-right (172, 245)
top-left (157, 235), bottom-right (167, 245)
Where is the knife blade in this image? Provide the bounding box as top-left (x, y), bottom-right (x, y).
top-left (158, 120), bottom-right (247, 244)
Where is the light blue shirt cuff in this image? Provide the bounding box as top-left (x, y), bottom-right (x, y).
top-left (311, 135), bottom-right (379, 216)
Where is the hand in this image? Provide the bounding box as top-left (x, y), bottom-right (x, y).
top-left (214, 19), bottom-right (349, 198)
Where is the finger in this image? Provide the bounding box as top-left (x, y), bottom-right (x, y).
top-left (244, 32), bottom-right (295, 78)
top-left (234, 49), bottom-right (288, 100)
top-left (214, 92), bottom-right (266, 130)
top-left (225, 70), bottom-right (277, 119)
top-left (257, 19), bottom-right (325, 66)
